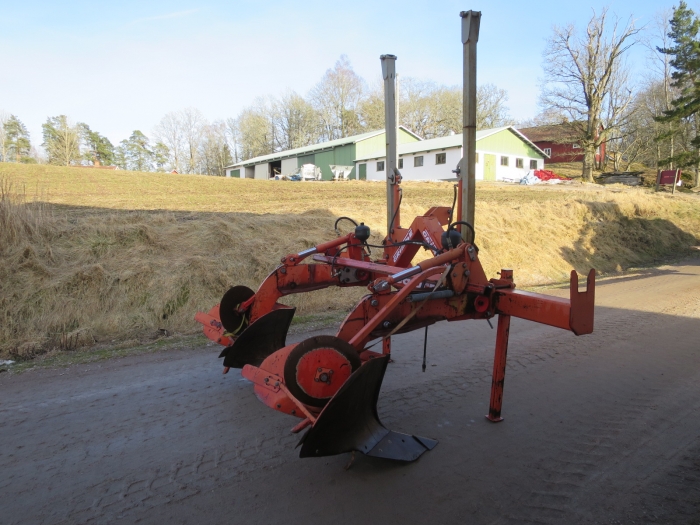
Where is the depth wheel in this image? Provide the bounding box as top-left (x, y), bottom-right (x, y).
top-left (219, 285), bottom-right (254, 335)
top-left (283, 336), bottom-right (361, 408)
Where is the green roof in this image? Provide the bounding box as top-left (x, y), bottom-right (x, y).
top-left (228, 127), bottom-right (421, 168)
top-left (354, 126), bottom-right (548, 161)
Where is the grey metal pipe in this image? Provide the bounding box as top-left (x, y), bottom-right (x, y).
top-left (381, 54), bottom-right (399, 235)
top-left (407, 290), bottom-right (455, 303)
top-left (460, 10), bottom-right (481, 236)
top-left (297, 247), bottom-right (317, 258)
top-left (390, 265), bottom-right (422, 282)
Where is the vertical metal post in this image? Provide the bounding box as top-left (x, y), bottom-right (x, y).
top-left (487, 268), bottom-right (512, 422)
top-left (382, 337), bottom-right (391, 355)
top-left (487, 313), bottom-right (511, 422)
top-left (460, 11), bottom-right (481, 237)
top-left (381, 54), bottom-right (400, 239)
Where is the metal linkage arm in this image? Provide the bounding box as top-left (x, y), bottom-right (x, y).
top-left (349, 266), bottom-right (447, 351)
top-left (371, 244), bottom-right (467, 292)
top-left (281, 233), bottom-right (354, 266)
top-left (493, 269), bottom-right (595, 335)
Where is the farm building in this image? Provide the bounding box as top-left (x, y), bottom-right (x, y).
top-left (356, 126), bottom-right (548, 182)
top-left (225, 127), bottom-right (421, 180)
top-left (519, 122), bottom-right (606, 166)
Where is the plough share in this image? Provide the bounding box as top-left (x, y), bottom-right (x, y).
top-left (195, 11), bottom-right (595, 463)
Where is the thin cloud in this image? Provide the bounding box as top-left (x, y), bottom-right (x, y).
top-left (127, 9), bottom-right (199, 26)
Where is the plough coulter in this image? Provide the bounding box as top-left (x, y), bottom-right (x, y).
top-left (196, 11), bottom-right (595, 463)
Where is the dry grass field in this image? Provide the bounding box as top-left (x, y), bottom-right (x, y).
top-left (2, 163), bottom-right (699, 358)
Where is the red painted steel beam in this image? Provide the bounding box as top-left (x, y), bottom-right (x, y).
top-left (494, 290), bottom-right (571, 331)
top-left (494, 269), bottom-right (595, 335)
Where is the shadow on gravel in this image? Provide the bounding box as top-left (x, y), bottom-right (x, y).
top-left (5, 300), bottom-right (700, 525)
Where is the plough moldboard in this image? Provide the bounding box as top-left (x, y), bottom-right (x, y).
top-left (195, 11), bottom-right (595, 464)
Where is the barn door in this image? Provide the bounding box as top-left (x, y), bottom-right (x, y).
top-left (358, 163), bottom-right (367, 180)
top-left (484, 154), bottom-right (496, 181)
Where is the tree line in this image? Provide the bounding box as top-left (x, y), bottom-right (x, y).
top-left (0, 55), bottom-right (511, 176)
top-left (230, 55), bottom-right (511, 162)
top-left (525, 3), bottom-right (700, 185)
top-left (2, 4), bottom-right (699, 185)
top-left (0, 111), bottom-right (230, 175)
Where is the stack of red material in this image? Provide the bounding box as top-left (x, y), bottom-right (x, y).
top-left (534, 169), bottom-right (571, 181)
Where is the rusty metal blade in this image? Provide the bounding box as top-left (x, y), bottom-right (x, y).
top-left (366, 431), bottom-right (438, 461)
top-left (298, 355), bottom-right (437, 461)
top-left (220, 308), bottom-right (295, 368)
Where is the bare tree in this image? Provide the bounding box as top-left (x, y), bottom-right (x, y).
top-left (236, 100), bottom-right (276, 160)
top-left (541, 8), bottom-right (640, 181)
top-left (180, 108), bottom-right (205, 174)
top-left (152, 108), bottom-right (206, 174)
top-left (398, 79), bottom-right (510, 138)
top-left (309, 55), bottom-right (364, 141)
top-left (398, 78), bottom-right (443, 138)
top-left (226, 117), bottom-right (241, 163)
top-left (477, 84), bottom-right (511, 129)
top-left (274, 91), bottom-right (320, 151)
top-left (153, 112), bottom-right (186, 173)
top-left (42, 115), bottom-right (81, 166)
top-left (198, 121), bottom-right (231, 176)
top-left (357, 80), bottom-right (385, 132)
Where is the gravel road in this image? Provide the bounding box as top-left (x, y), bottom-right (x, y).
top-left (2, 260), bottom-right (700, 525)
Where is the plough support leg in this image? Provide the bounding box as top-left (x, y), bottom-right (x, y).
top-left (487, 313), bottom-right (511, 422)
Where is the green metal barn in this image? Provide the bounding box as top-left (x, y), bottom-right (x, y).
top-left (225, 127), bottom-right (421, 181)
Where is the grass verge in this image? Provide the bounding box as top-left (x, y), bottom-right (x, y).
top-left (1, 163), bottom-right (699, 360)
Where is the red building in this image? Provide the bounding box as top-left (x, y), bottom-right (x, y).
top-left (518, 122), bottom-right (606, 166)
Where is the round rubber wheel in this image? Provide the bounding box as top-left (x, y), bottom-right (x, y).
top-left (219, 285), bottom-right (254, 334)
top-left (283, 336), bottom-right (361, 408)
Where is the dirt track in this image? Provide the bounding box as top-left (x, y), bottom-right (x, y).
top-left (2, 260), bottom-right (700, 524)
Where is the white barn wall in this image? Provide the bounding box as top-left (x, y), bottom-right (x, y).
top-left (361, 147), bottom-right (542, 182)
top-left (254, 163), bottom-right (270, 180)
top-left (399, 148), bottom-right (463, 181)
top-left (479, 149), bottom-right (544, 181)
top-left (281, 158), bottom-right (297, 176)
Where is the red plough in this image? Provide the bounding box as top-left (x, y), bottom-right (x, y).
top-left (195, 12), bottom-right (595, 463)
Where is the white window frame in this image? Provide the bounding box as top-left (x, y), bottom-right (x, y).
top-left (435, 152), bottom-right (446, 165)
top-left (414, 156), bottom-right (424, 167)
top-left (500, 156), bottom-right (509, 167)
top-left (543, 148), bottom-right (552, 156)
top-left (377, 161), bottom-right (385, 172)
top-left (515, 158), bottom-right (524, 169)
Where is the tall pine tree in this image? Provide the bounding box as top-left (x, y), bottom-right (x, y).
top-left (3, 115), bottom-right (31, 162)
top-left (80, 124), bottom-right (114, 166)
top-left (657, 1), bottom-right (700, 186)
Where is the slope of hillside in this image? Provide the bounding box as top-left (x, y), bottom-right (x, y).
top-left (1, 163), bottom-right (698, 358)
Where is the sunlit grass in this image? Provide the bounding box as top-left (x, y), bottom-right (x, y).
top-left (1, 163), bottom-right (698, 358)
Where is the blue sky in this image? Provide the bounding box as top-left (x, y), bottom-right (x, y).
top-left (0, 0), bottom-right (684, 148)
